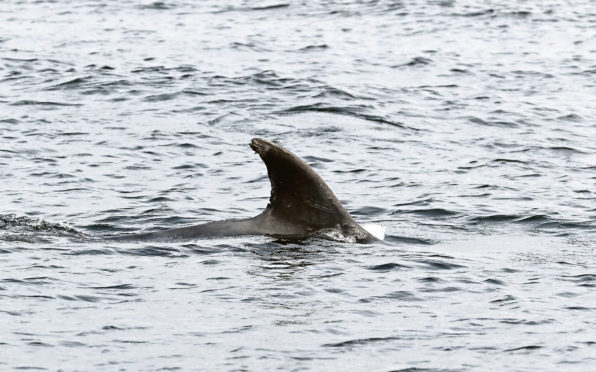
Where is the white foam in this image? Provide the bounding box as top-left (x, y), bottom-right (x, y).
top-left (362, 223), bottom-right (385, 240)
top-left (318, 229), bottom-right (357, 244)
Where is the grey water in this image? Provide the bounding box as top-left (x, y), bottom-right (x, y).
top-left (1, 0), bottom-right (595, 370)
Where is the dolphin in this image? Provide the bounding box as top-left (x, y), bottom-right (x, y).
top-left (112, 138), bottom-right (377, 243)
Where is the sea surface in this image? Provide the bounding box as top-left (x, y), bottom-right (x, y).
top-left (1, 0), bottom-right (595, 370)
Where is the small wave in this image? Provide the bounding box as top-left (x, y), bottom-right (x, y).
top-left (27, 341), bottom-right (53, 347)
top-left (138, 1), bottom-right (175, 10)
top-left (302, 155), bottom-right (334, 163)
top-left (119, 246), bottom-right (188, 258)
top-left (385, 235), bottom-right (434, 245)
top-left (394, 208), bottom-right (459, 218)
top-left (367, 262), bottom-right (411, 271)
top-left (210, 70), bottom-right (307, 91)
top-left (298, 44), bottom-right (328, 52)
top-left (9, 100), bottom-right (83, 107)
top-left (452, 9), bottom-right (494, 17)
top-left (514, 215), bottom-right (549, 223)
top-left (89, 284), bottom-right (135, 290)
top-left (504, 345), bottom-right (542, 352)
top-left (512, 70), bottom-right (554, 78)
top-left (187, 245), bottom-right (226, 255)
top-left (490, 295), bottom-right (517, 304)
top-left (505, 11), bottom-right (532, 18)
top-left (464, 214), bottom-right (592, 231)
top-left (279, 103), bottom-right (414, 130)
top-left (45, 76), bottom-right (91, 90)
top-left (418, 276), bottom-right (444, 283)
top-left (566, 306), bottom-right (593, 311)
top-left (0, 214), bottom-right (80, 236)
top-left (250, 4), bottom-right (289, 11)
top-left (2, 57), bottom-right (38, 62)
top-left (557, 114), bottom-right (583, 122)
top-left (365, 290), bottom-right (422, 302)
top-left (414, 259), bottom-right (466, 270)
top-left (146, 196), bottom-right (174, 202)
top-left (2, 277), bottom-right (55, 286)
top-left (65, 248), bottom-right (115, 256)
top-left (312, 86), bottom-right (355, 99)
top-left (0, 235), bottom-right (37, 244)
top-left (143, 92), bottom-right (180, 102)
top-left (248, 70), bottom-right (298, 87)
top-left (536, 219), bottom-right (595, 231)
top-left (450, 68), bottom-right (471, 74)
top-left (559, 274), bottom-right (596, 288)
top-left (468, 214), bottom-right (521, 223)
top-left (456, 9), bottom-right (531, 19)
top-left (466, 116), bottom-right (518, 128)
top-left (215, 3), bottom-right (290, 13)
top-left (57, 294), bottom-right (106, 303)
top-left (81, 223), bottom-right (127, 232)
top-left (390, 369), bottom-right (458, 372)
top-left (323, 336), bottom-right (399, 347)
top-left (352, 206), bottom-right (387, 216)
top-left (392, 56), bottom-right (433, 68)
top-left (229, 41), bottom-right (270, 52)
top-left (491, 158), bottom-right (528, 164)
top-left (546, 146), bottom-right (586, 154)
top-left (394, 198), bottom-right (434, 207)
top-left (100, 79), bottom-right (133, 88)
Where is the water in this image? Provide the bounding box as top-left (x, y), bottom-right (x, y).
top-left (1, 0), bottom-right (595, 370)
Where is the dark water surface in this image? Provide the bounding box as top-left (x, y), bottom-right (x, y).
top-left (1, 0), bottom-right (595, 370)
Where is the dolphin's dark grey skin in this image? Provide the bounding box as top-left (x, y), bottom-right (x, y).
top-left (113, 138), bottom-right (377, 243)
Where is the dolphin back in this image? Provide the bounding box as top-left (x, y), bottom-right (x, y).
top-left (111, 138), bottom-right (377, 243)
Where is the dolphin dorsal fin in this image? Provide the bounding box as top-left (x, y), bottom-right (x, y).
top-left (250, 138), bottom-right (352, 231)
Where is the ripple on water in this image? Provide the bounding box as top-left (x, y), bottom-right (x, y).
top-left (367, 262), bottom-right (411, 271)
top-left (323, 336), bottom-right (401, 348)
top-left (120, 245), bottom-right (188, 258)
top-left (1, 0), bottom-right (595, 370)
top-left (414, 259), bottom-right (466, 271)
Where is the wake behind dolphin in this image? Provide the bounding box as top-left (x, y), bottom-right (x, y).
top-left (113, 138), bottom-right (378, 243)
